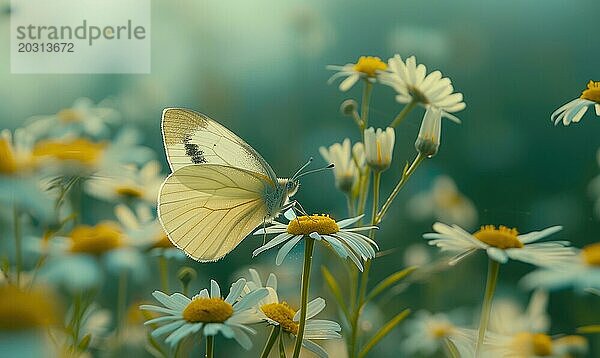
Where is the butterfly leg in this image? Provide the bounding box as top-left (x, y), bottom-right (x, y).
top-left (262, 217), bottom-right (267, 245)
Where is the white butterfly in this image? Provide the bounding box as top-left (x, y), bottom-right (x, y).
top-left (158, 108), bottom-right (328, 262)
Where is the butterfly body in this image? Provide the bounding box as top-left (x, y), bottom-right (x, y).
top-left (158, 108), bottom-right (300, 262)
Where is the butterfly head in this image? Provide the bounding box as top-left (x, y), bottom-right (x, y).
top-left (285, 179), bottom-right (300, 197)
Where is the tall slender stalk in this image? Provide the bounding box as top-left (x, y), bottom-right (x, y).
top-left (475, 259), bottom-right (500, 357)
top-left (389, 100), bottom-right (417, 128)
top-left (115, 271), bottom-right (128, 340)
top-left (349, 171), bottom-right (381, 357)
top-left (376, 153), bottom-right (425, 224)
top-left (13, 204), bottom-right (22, 286)
top-left (260, 325), bottom-right (281, 358)
top-left (292, 238), bottom-right (315, 358)
top-left (205, 335), bottom-right (214, 358)
top-left (158, 256), bottom-right (169, 293)
top-left (360, 81), bottom-right (373, 130)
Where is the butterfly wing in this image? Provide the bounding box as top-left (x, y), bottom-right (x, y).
top-left (158, 164), bottom-right (273, 262)
top-left (161, 108), bottom-right (277, 181)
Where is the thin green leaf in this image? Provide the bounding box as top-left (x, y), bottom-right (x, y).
top-left (278, 330), bottom-right (287, 358)
top-left (577, 325), bottom-right (600, 334)
top-left (365, 266), bottom-right (417, 303)
top-left (358, 309), bottom-right (411, 358)
top-left (321, 266), bottom-right (350, 320)
top-left (77, 333), bottom-right (91, 351)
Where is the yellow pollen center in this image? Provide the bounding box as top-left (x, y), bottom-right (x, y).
top-left (69, 221), bottom-right (123, 255)
top-left (261, 302), bottom-right (298, 334)
top-left (115, 186), bottom-right (143, 198)
top-left (353, 56), bottom-right (387, 77)
top-left (57, 108), bottom-right (84, 123)
top-left (429, 323), bottom-right (453, 339)
top-left (0, 286), bottom-right (59, 330)
top-left (287, 215), bottom-right (340, 235)
top-left (473, 225), bottom-right (523, 249)
top-left (580, 80), bottom-right (600, 103)
top-left (0, 138), bottom-right (18, 174)
top-left (153, 234), bottom-right (175, 249)
top-left (182, 297), bottom-right (233, 323)
top-left (512, 332), bottom-right (553, 356)
top-left (32, 138), bottom-right (106, 166)
top-left (581, 242), bottom-right (600, 266)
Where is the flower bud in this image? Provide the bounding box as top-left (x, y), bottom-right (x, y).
top-left (415, 107), bottom-right (442, 158)
top-left (340, 99), bottom-right (358, 116)
top-left (364, 127), bottom-right (395, 172)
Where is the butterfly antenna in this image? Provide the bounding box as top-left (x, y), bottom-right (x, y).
top-left (292, 157), bottom-right (314, 180)
top-left (295, 163), bottom-right (334, 179)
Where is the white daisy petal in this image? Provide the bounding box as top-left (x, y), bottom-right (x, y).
top-left (275, 235), bottom-right (303, 265)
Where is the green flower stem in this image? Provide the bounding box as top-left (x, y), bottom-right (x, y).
top-left (376, 153), bottom-right (425, 224)
top-left (475, 259), bottom-right (500, 357)
top-left (116, 271), bottom-right (128, 339)
top-left (158, 256), bottom-right (169, 294)
top-left (13, 204), bottom-right (22, 286)
top-left (356, 168), bottom-right (371, 223)
top-left (205, 335), bottom-right (214, 358)
top-left (349, 171), bottom-right (381, 357)
top-left (360, 81), bottom-right (373, 130)
top-left (389, 100), bottom-right (417, 128)
top-left (292, 238), bottom-right (316, 358)
top-left (260, 325), bottom-right (281, 358)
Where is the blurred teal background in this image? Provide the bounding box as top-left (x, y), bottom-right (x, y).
top-left (1, 0), bottom-right (599, 356)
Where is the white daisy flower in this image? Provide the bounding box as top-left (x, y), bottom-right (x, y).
top-left (364, 127), bottom-right (395, 172)
top-left (476, 330), bottom-right (588, 358)
top-left (489, 290), bottom-right (550, 336)
top-left (551, 80), bottom-right (600, 126)
top-left (253, 211), bottom-right (378, 271)
top-left (85, 160), bottom-right (164, 205)
top-left (319, 138), bottom-right (359, 194)
top-left (327, 56), bottom-right (388, 91)
top-left (379, 55), bottom-right (465, 123)
top-left (408, 175), bottom-right (478, 230)
top-left (522, 242), bottom-right (600, 292)
top-left (25, 97), bottom-right (119, 139)
top-left (402, 310), bottom-right (474, 357)
top-left (352, 141), bottom-right (367, 173)
top-left (114, 203), bottom-right (185, 260)
top-left (140, 279), bottom-right (268, 350)
top-left (242, 269), bottom-right (341, 358)
top-left (423, 223), bottom-right (575, 266)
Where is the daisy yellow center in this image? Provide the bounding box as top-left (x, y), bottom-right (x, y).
top-left (261, 302), bottom-right (298, 335)
top-left (581, 242), bottom-right (600, 266)
top-left (153, 233), bottom-right (175, 249)
top-left (0, 138), bottom-right (18, 174)
top-left (473, 225), bottom-right (523, 249)
top-left (512, 332), bottom-right (553, 356)
top-left (69, 221), bottom-right (123, 254)
top-left (287, 215), bottom-right (340, 235)
top-left (57, 108), bottom-right (84, 123)
top-left (353, 56), bottom-right (387, 77)
top-left (428, 322), bottom-right (453, 339)
top-left (32, 138), bottom-right (106, 166)
top-left (182, 297), bottom-right (233, 323)
top-left (115, 185), bottom-right (143, 198)
top-left (0, 286), bottom-right (59, 330)
top-left (580, 80), bottom-right (600, 103)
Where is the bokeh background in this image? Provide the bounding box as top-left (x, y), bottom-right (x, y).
top-left (1, 0), bottom-right (599, 356)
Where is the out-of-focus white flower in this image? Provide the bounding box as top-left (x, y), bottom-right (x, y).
top-left (489, 290), bottom-right (550, 335)
top-left (352, 141), bottom-right (366, 173)
top-left (476, 330), bottom-right (587, 358)
top-left (408, 175), bottom-right (478, 229)
top-left (403, 243), bottom-right (432, 267)
top-left (25, 98), bottom-right (119, 139)
top-left (327, 56), bottom-right (387, 91)
top-left (551, 80), bottom-right (600, 126)
top-left (522, 242), bottom-right (600, 292)
top-left (85, 160), bottom-right (164, 205)
top-left (402, 310), bottom-right (473, 357)
top-left (364, 127), bottom-right (395, 172)
top-left (379, 55), bottom-right (465, 122)
top-left (319, 139), bottom-right (359, 194)
top-left (424, 223), bottom-right (575, 266)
